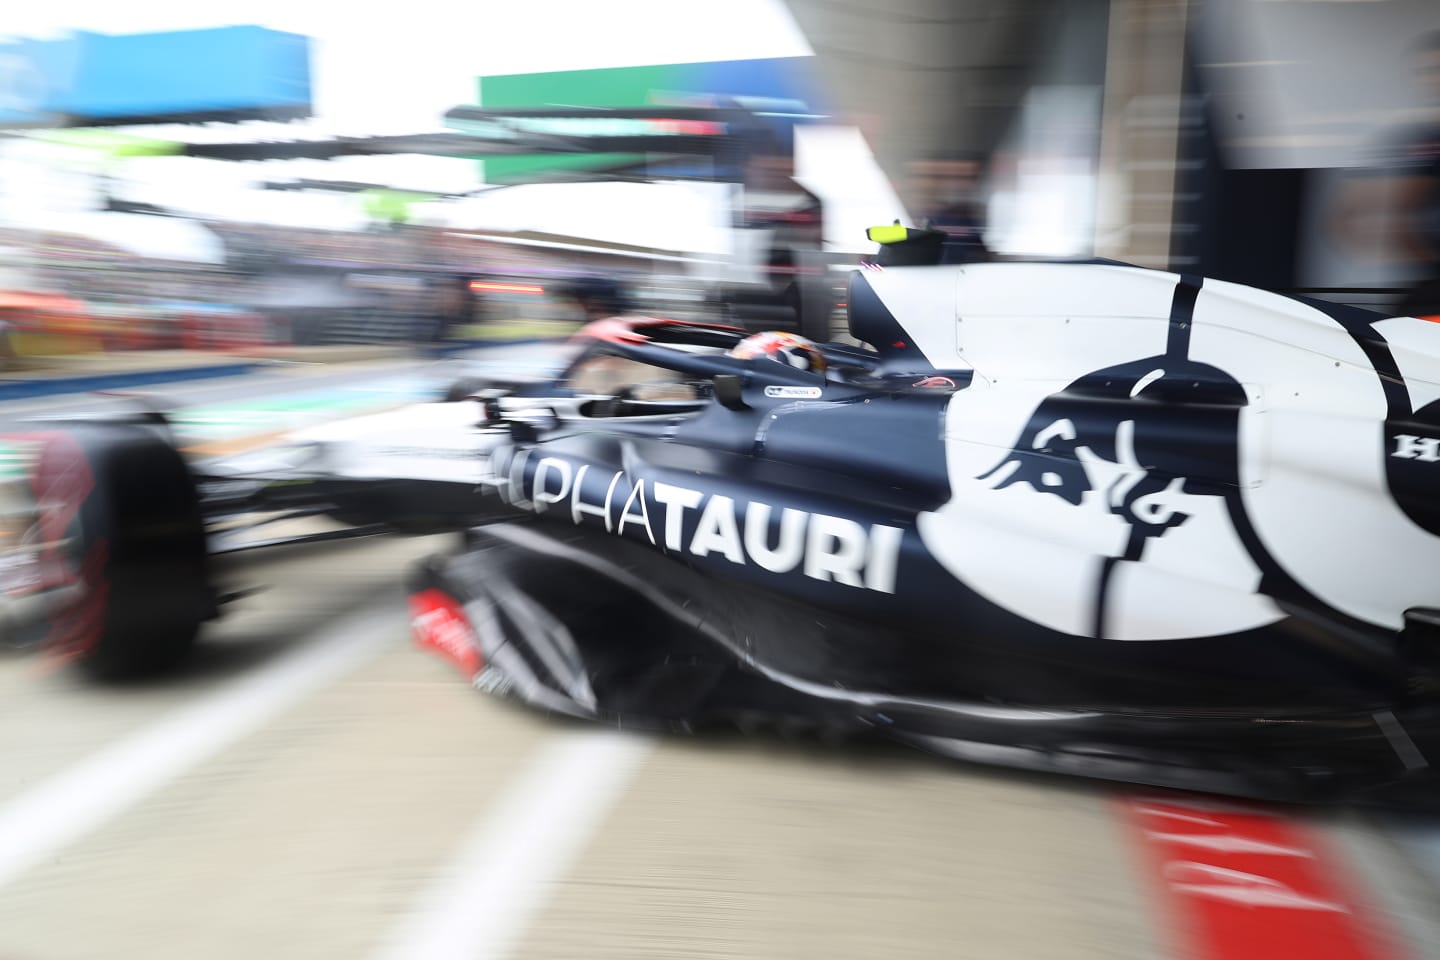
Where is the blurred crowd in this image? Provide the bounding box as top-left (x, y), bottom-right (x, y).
top-left (0, 219), bottom-right (647, 361)
top-left (212, 223), bottom-right (502, 274)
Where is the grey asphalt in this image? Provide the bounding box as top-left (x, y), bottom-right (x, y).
top-left (0, 530), bottom-right (1434, 959)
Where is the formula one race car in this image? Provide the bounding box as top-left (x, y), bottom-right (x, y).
top-left (8, 240), bottom-right (1440, 807)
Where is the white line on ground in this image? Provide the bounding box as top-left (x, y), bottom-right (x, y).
top-left (371, 729), bottom-right (653, 960)
top-left (1378, 817), bottom-right (1440, 894)
top-left (1329, 814), bottom-right (1440, 956)
top-left (0, 597), bottom-right (402, 889)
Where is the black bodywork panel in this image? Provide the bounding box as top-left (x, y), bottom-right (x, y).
top-left (416, 522), bottom-right (1440, 807)
top-left (173, 304), bottom-right (1440, 805)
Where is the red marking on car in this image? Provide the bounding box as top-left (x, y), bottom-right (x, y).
top-left (576, 315), bottom-right (745, 345)
top-left (661, 120), bottom-right (727, 136)
top-left (913, 376), bottom-right (957, 390)
top-left (2, 431), bottom-right (108, 660)
top-left (892, 340), bottom-right (908, 349)
top-left (1120, 795), bottom-right (1400, 960)
top-left (410, 588), bottom-right (482, 678)
top-left (50, 539), bottom-right (109, 663)
top-left (469, 281), bottom-right (544, 295)
top-left (24, 433), bottom-right (94, 593)
top-left (578, 317), bottom-right (657, 344)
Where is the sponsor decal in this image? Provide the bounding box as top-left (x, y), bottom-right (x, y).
top-left (1391, 434), bottom-right (1440, 462)
top-left (1121, 796), bottom-right (1398, 960)
top-left (764, 385), bottom-right (822, 400)
top-left (409, 588), bottom-right (482, 678)
top-left (507, 455), bottom-right (904, 594)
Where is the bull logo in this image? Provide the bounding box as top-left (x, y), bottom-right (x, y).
top-left (980, 357), bottom-right (1243, 537)
top-left (915, 284), bottom-right (1286, 642)
top-left (969, 357), bottom-right (1265, 639)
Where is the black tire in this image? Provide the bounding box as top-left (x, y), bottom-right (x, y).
top-left (17, 424), bottom-right (212, 681)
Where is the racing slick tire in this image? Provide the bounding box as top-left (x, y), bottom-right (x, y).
top-left (5, 423), bottom-right (212, 681)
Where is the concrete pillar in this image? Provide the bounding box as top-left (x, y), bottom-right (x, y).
top-left (1093, 0), bottom-right (1194, 268)
top-left (782, 0), bottom-right (1054, 217)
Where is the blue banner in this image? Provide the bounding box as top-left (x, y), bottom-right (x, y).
top-left (0, 26), bottom-right (312, 129)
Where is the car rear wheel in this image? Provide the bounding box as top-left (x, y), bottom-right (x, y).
top-left (0, 424), bottom-right (212, 681)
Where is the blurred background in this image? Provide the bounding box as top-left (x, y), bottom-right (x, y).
top-left (5, 3), bottom-right (1440, 959)
top-left (3, 0), bottom-right (1439, 369)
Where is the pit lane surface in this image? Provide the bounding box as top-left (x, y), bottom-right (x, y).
top-left (1, 359), bottom-right (1439, 959)
top-left (2, 529), bottom-right (1438, 959)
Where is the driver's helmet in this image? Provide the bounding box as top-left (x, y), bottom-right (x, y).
top-left (728, 331), bottom-right (828, 375)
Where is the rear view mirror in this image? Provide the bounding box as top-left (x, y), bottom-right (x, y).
top-left (713, 375), bottom-right (748, 411)
top-left (508, 405), bottom-right (560, 442)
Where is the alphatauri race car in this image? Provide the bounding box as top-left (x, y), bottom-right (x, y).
top-left (9, 233), bottom-right (1440, 806)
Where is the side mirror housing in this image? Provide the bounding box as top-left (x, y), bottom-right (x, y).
top-left (713, 374), bottom-right (748, 411)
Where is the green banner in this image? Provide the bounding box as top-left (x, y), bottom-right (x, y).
top-left (474, 64), bottom-right (676, 183)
